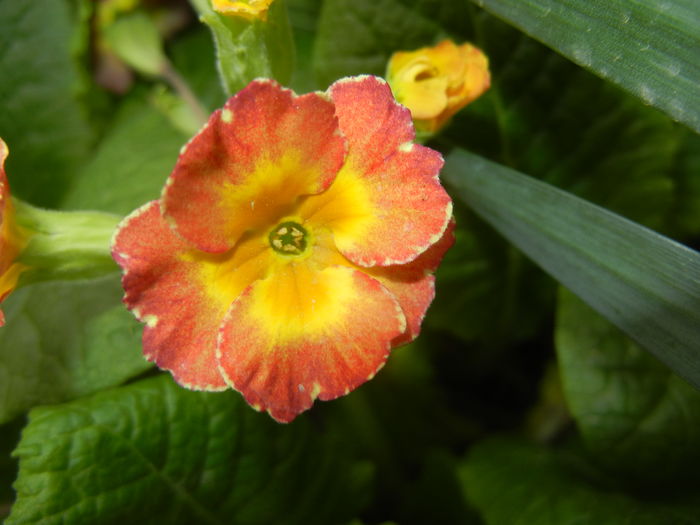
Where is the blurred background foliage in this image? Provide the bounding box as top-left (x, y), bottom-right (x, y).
top-left (1, 0), bottom-right (699, 523)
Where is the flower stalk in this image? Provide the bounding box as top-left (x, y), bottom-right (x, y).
top-left (13, 201), bottom-right (120, 286)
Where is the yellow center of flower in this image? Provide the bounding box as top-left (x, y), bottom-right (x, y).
top-left (268, 221), bottom-right (308, 256)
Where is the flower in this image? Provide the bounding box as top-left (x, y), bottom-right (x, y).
top-left (212, 0), bottom-right (273, 21)
top-left (386, 40), bottom-right (491, 134)
top-left (112, 76), bottom-right (454, 422)
top-left (0, 139), bottom-right (29, 326)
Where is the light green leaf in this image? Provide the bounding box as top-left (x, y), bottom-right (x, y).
top-left (103, 11), bottom-right (167, 77)
top-left (8, 375), bottom-right (373, 525)
top-left (556, 288), bottom-right (700, 485)
top-left (443, 149), bottom-right (700, 389)
top-left (473, 0), bottom-right (700, 132)
top-left (0, 0), bottom-right (94, 206)
top-left (461, 438), bottom-right (700, 524)
top-left (61, 90), bottom-right (188, 215)
top-left (0, 276), bottom-right (151, 424)
top-left (189, 0), bottom-right (294, 95)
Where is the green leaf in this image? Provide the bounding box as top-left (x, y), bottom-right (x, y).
top-left (556, 288), bottom-right (700, 485)
top-left (428, 206), bottom-right (554, 344)
top-left (103, 11), bottom-right (167, 77)
top-left (8, 375), bottom-right (373, 525)
top-left (189, 0), bottom-right (294, 95)
top-left (60, 90), bottom-right (188, 215)
top-left (313, 0), bottom-right (442, 87)
top-left (0, 0), bottom-right (94, 207)
top-left (0, 276), bottom-right (151, 424)
top-left (442, 149), bottom-right (700, 390)
top-left (460, 438), bottom-right (700, 524)
top-left (447, 11), bottom-right (692, 234)
top-left (473, 0), bottom-right (700, 133)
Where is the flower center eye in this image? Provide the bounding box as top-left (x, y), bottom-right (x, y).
top-left (268, 221), bottom-right (309, 256)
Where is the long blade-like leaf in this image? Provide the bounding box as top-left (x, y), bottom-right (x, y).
top-left (443, 149), bottom-right (700, 388)
top-left (472, 0), bottom-right (700, 133)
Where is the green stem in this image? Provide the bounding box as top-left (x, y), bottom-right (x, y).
top-left (160, 59), bottom-right (209, 128)
top-left (13, 199), bottom-right (121, 285)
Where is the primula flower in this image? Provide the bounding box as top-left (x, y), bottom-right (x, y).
top-left (112, 75), bottom-right (454, 422)
top-left (0, 139), bottom-right (29, 327)
top-left (386, 40), bottom-right (491, 134)
top-left (212, 0), bottom-right (273, 21)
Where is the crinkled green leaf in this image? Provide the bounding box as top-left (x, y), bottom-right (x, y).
top-left (556, 288), bottom-right (700, 485)
top-left (189, 0), bottom-right (294, 95)
top-left (0, 276), bottom-right (150, 424)
top-left (0, 0), bottom-right (94, 207)
top-left (472, 0), bottom-right (700, 133)
top-left (61, 90), bottom-right (188, 215)
top-left (8, 375), bottom-right (373, 525)
top-left (443, 149), bottom-right (700, 390)
top-left (460, 438), bottom-right (700, 525)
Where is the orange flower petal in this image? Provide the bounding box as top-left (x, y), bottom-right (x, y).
top-left (368, 218), bottom-right (455, 345)
top-left (0, 138), bottom-right (26, 327)
top-left (217, 264), bottom-right (406, 422)
top-left (329, 75), bottom-right (414, 173)
top-left (298, 76), bottom-right (452, 267)
top-left (113, 201), bottom-right (272, 390)
top-left (163, 79), bottom-right (346, 253)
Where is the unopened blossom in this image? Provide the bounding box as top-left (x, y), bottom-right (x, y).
top-left (112, 76), bottom-right (454, 422)
top-left (386, 40), bottom-right (490, 133)
top-left (212, 0), bottom-right (273, 20)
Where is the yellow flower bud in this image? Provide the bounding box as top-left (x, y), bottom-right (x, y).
top-left (212, 0), bottom-right (274, 21)
top-left (386, 40), bottom-right (491, 133)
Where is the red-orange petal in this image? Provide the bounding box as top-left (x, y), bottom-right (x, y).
top-left (301, 75), bottom-right (451, 267)
top-left (111, 201), bottom-right (236, 390)
top-left (217, 264), bottom-right (406, 422)
top-left (329, 75), bottom-right (416, 172)
top-left (163, 79), bottom-right (346, 253)
top-left (368, 218), bottom-right (455, 345)
top-left (0, 138), bottom-right (22, 327)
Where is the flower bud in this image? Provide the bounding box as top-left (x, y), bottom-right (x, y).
top-left (386, 40), bottom-right (490, 135)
